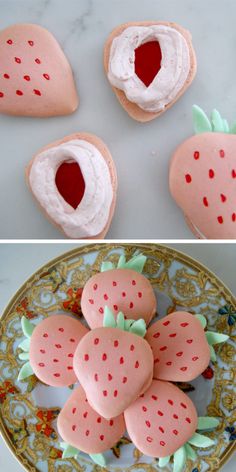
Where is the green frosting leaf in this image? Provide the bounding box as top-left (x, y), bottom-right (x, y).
top-left (188, 432), bottom-right (215, 448)
top-left (193, 105), bottom-right (212, 134)
top-left (159, 456), bottom-right (170, 467)
top-left (18, 352), bottom-right (30, 361)
top-left (173, 446), bottom-right (186, 472)
top-left (206, 331), bottom-right (229, 345)
top-left (197, 417), bottom-right (220, 431)
top-left (211, 109), bottom-right (224, 132)
top-left (129, 318), bottom-right (147, 337)
top-left (184, 443), bottom-right (197, 461)
top-left (117, 312), bottom-right (125, 330)
top-left (18, 361), bottom-right (34, 381)
top-left (230, 121), bottom-right (236, 134)
top-left (21, 316), bottom-right (35, 338)
top-left (61, 443), bottom-right (79, 459)
top-left (118, 253), bottom-right (147, 273)
top-left (18, 338), bottom-right (31, 352)
top-left (103, 306), bottom-right (116, 328)
top-left (210, 345), bottom-right (217, 362)
top-left (89, 453), bottom-right (106, 467)
top-left (223, 119), bottom-right (229, 133)
top-left (124, 319), bottom-right (135, 331)
top-left (101, 261), bottom-right (114, 272)
top-left (195, 314), bottom-right (207, 329)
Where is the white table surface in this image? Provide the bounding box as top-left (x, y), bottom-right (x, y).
top-left (1, 0), bottom-right (236, 239)
top-left (0, 242), bottom-right (235, 470)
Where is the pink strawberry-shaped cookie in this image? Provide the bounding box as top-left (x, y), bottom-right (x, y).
top-left (170, 105), bottom-right (236, 239)
top-left (73, 309), bottom-right (154, 418)
top-left (125, 379), bottom-right (217, 465)
top-left (57, 385), bottom-right (125, 466)
top-left (146, 312), bottom-right (210, 381)
top-left (0, 23), bottom-right (78, 116)
top-left (81, 253), bottom-right (156, 329)
top-left (18, 315), bottom-right (88, 386)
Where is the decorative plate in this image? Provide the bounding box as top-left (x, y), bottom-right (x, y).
top-left (0, 243), bottom-right (235, 472)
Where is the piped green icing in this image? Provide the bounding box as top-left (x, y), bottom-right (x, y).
top-left (195, 314), bottom-right (207, 329)
top-left (100, 252), bottom-right (147, 273)
top-left (124, 319), bottom-right (135, 330)
top-left (22, 316), bottom-right (35, 338)
top-left (197, 417), bottom-right (220, 431)
top-left (184, 443), bottom-right (197, 461)
top-left (173, 447), bottom-right (186, 472)
top-left (159, 456), bottom-right (170, 468)
top-left (193, 105), bottom-right (236, 134)
top-left (18, 352), bottom-right (30, 361)
top-left (18, 361), bottom-right (34, 381)
top-left (209, 345), bottom-right (217, 362)
top-left (18, 338), bottom-right (31, 352)
top-left (103, 307), bottom-right (146, 337)
top-left (61, 444), bottom-right (79, 459)
top-left (117, 312), bottom-right (125, 330)
top-left (103, 306), bottom-right (117, 328)
top-left (188, 432), bottom-right (214, 448)
top-left (89, 453), bottom-right (106, 467)
top-left (205, 331), bottom-right (229, 345)
top-left (129, 319), bottom-right (147, 337)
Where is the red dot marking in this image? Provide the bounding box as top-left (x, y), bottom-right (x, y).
top-left (33, 89), bottom-right (41, 96)
top-left (112, 281), bottom-right (117, 286)
top-left (97, 417), bottom-right (101, 423)
top-left (203, 197), bottom-right (209, 207)
top-left (113, 304), bottom-right (118, 311)
top-left (109, 419), bottom-right (114, 426)
top-left (209, 169), bottom-right (215, 179)
top-left (35, 58), bottom-right (41, 64)
top-left (114, 340), bottom-right (119, 347)
top-left (194, 151), bottom-right (200, 160)
top-left (16, 90), bottom-right (23, 96)
top-left (89, 299), bottom-right (94, 304)
top-left (38, 363), bottom-right (45, 367)
top-left (28, 40), bottom-right (34, 46)
top-left (173, 414), bottom-right (179, 419)
top-left (232, 170), bottom-right (236, 178)
top-left (72, 425), bottom-right (76, 431)
top-left (53, 359), bottom-right (59, 363)
top-left (168, 400), bottom-right (174, 405)
top-left (157, 410), bottom-right (163, 416)
top-left (86, 429), bottom-right (90, 436)
top-left (24, 74), bottom-right (31, 81)
top-left (192, 356), bottom-right (199, 361)
top-left (122, 291), bottom-right (126, 297)
top-left (72, 407), bottom-right (76, 414)
top-left (102, 353), bottom-right (107, 361)
top-left (146, 436), bottom-right (153, 443)
top-left (186, 417), bottom-right (191, 424)
top-left (3, 74), bottom-right (10, 79)
top-left (7, 39), bottom-right (13, 44)
top-left (129, 302), bottom-right (134, 309)
top-left (43, 73), bottom-right (50, 80)
top-left (138, 292), bottom-right (142, 298)
top-left (84, 354), bottom-right (89, 361)
top-left (67, 366), bottom-right (73, 370)
top-left (93, 284), bottom-right (98, 290)
top-left (181, 403), bottom-right (187, 409)
top-left (123, 376), bottom-right (127, 383)
top-left (153, 332), bottom-right (160, 338)
top-left (187, 339), bottom-right (193, 344)
top-left (221, 193), bottom-right (227, 203)
top-left (146, 420), bottom-right (151, 428)
top-left (232, 213), bottom-right (236, 222)
top-left (152, 395), bottom-right (158, 400)
top-left (0, 92), bottom-right (4, 98)
top-left (55, 344), bottom-right (62, 349)
top-left (120, 356), bottom-right (124, 364)
top-left (58, 327), bottom-right (64, 332)
top-left (40, 349), bottom-right (45, 354)
top-left (160, 441), bottom-right (166, 446)
top-left (100, 435), bottom-right (104, 441)
top-left (103, 390), bottom-right (107, 397)
top-left (103, 294), bottom-right (108, 300)
top-left (15, 57), bottom-right (21, 64)
top-left (180, 367), bottom-right (187, 371)
top-left (176, 351), bottom-right (183, 357)
top-left (83, 411), bottom-right (88, 418)
top-left (142, 406), bottom-right (147, 412)
top-left (181, 323), bottom-right (189, 327)
top-left (94, 373), bottom-right (98, 382)
top-left (94, 338), bottom-right (99, 345)
top-left (130, 344), bottom-right (135, 351)
top-left (219, 149), bottom-right (225, 158)
top-left (169, 333), bottom-right (177, 338)
top-left (173, 429), bottom-right (179, 435)
top-left (99, 307), bottom-right (104, 314)
top-left (43, 333), bottom-right (48, 338)
top-left (54, 373), bottom-right (60, 377)
top-left (108, 373), bottom-right (113, 381)
top-left (159, 426), bottom-right (165, 433)
top-left (132, 280), bottom-right (136, 285)
top-left (185, 174), bottom-right (192, 183)
top-left (166, 361), bottom-right (172, 366)
top-left (70, 338), bottom-right (75, 343)
top-left (135, 361), bottom-right (139, 368)
top-left (163, 320), bottom-right (170, 326)
top-left (160, 346), bottom-right (167, 351)
top-left (114, 390), bottom-right (118, 397)
top-left (154, 358), bottom-right (160, 363)
top-left (217, 216), bottom-right (223, 224)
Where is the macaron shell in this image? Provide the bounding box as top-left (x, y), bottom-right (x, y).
top-left (0, 23), bottom-right (78, 116)
top-left (57, 385), bottom-right (126, 454)
top-left (25, 132), bottom-right (117, 239)
top-left (29, 315), bottom-right (88, 387)
top-left (81, 268), bottom-right (156, 329)
top-left (146, 311), bottom-right (210, 381)
top-left (169, 132), bottom-right (236, 239)
top-left (104, 21), bottom-right (197, 122)
top-left (124, 379), bottom-right (198, 457)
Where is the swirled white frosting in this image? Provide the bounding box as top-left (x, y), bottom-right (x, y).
top-left (108, 25), bottom-right (191, 112)
top-left (29, 139), bottom-right (113, 238)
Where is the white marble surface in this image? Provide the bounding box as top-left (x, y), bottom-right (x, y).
top-left (0, 0), bottom-right (236, 239)
top-left (0, 242), bottom-right (235, 470)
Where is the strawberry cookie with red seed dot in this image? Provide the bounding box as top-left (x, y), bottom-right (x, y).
top-left (17, 315), bottom-right (88, 387)
top-left (73, 308), bottom-right (154, 419)
top-left (26, 132), bottom-right (117, 239)
top-left (169, 105), bottom-right (236, 239)
top-left (0, 23), bottom-right (78, 116)
top-left (57, 385), bottom-right (125, 466)
top-left (81, 252), bottom-right (156, 329)
top-left (104, 21), bottom-right (196, 122)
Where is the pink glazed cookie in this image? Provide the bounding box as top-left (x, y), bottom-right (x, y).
top-left (104, 21), bottom-right (196, 122)
top-left (18, 315), bottom-right (88, 387)
top-left (25, 133), bottom-right (117, 239)
top-left (170, 105), bottom-right (236, 239)
top-left (0, 23), bottom-right (78, 116)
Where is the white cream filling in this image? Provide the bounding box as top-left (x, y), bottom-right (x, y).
top-left (108, 25), bottom-right (191, 112)
top-left (29, 139), bottom-right (113, 238)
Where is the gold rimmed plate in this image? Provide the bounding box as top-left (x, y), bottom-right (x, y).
top-left (0, 243), bottom-right (235, 472)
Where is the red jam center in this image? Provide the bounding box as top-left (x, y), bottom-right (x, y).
top-left (134, 40), bottom-right (162, 87)
top-left (55, 161), bottom-right (85, 210)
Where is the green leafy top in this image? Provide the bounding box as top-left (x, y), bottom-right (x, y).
top-left (17, 316), bottom-right (35, 381)
top-left (193, 105), bottom-right (236, 134)
top-left (194, 313), bottom-right (229, 362)
top-left (103, 306), bottom-right (147, 337)
top-left (101, 251), bottom-right (147, 273)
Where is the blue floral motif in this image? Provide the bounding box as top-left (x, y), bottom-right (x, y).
top-left (225, 426), bottom-right (236, 441)
top-left (218, 305), bottom-right (236, 326)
